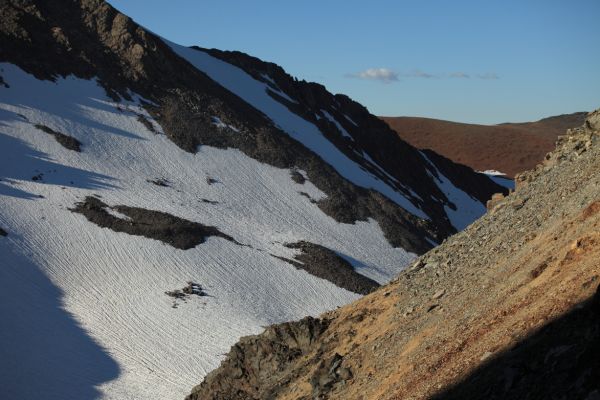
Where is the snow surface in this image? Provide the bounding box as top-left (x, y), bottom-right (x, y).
top-left (321, 109), bottom-right (353, 139)
top-left (166, 41), bottom-right (428, 220)
top-left (343, 114), bottom-right (358, 126)
top-left (479, 169), bottom-right (505, 176)
top-left (479, 170), bottom-right (515, 190)
top-left (421, 152), bottom-right (487, 231)
top-left (211, 116), bottom-right (240, 132)
top-left (259, 73), bottom-right (298, 104)
top-left (0, 63), bottom-right (417, 400)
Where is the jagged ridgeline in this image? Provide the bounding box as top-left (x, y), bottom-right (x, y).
top-left (1, 1), bottom-right (505, 399)
top-left (0, 0), bottom-right (504, 252)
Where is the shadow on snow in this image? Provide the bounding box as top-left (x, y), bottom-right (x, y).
top-left (0, 240), bottom-right (120, 399)
top-left (0, 131), bottom-right (117, 199)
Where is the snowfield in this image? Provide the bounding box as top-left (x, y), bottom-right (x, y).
top-left (0, 63), bottom-right (417, 399)
top-left (167, 41), bottom-right (429, 220)
top-left (421, 152), bottom-right (487, 231)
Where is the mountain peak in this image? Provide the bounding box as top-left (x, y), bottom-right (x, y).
top-left (1, 1), bottom-right (510, 399)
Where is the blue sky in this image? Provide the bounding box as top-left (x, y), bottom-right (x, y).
top-left (109, 0), bottom-right (600, 124)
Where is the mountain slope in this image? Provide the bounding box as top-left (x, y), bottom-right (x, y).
top-left (190, 111), bottom-right (600, 399)
top-left (0, 1), bottom-right (504, 399)
top-left (382, 113), bottom-right (587, 177)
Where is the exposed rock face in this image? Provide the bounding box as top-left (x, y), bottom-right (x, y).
top-left (188, 111), bottom-right (600, 399)
top-left (71, 196), bottom-right (235, 249)
top-left (34, 123), bottom-right (81, 151)
top-left (187, 317), bottom-right (330, 400)
top-left (282, 241), bottom-right (380, 295)
top-left (486, 192), bottom-right (505, 211)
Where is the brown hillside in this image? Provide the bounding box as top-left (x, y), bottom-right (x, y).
top-left (189, 110), bottom-right (600, 400)
top-left (382, 112), bottom-right (586, 177)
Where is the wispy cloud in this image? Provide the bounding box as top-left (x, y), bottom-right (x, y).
top-left (348, 68), bottom-right (399, 83)
top-left (449, 72), bottom-right (470, 79)
top-left (347, 68), bottom-right (499, 83)
top-left (404, 69), bottom-right (435, 79)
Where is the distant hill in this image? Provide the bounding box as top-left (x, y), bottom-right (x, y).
top-left (381, 112), bottom-right (587, 177)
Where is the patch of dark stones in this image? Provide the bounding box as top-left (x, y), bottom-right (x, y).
top-left (34, 124), bottom-right (81, 152)
top-left (290, 169), bottom-right (306, 184)
top-left (147, 178), bottom-right (170, 187)
top-left (200, 198), bottom-right (219, 205)
top-left (31, 173), bottom-right (43, 181)
top-left (298, 191), bottom-right (317, 203)
top-left (137, 114), bottom-right (157, 134)
top-left (281, 241), bottom-right (380, 295)
top-left (71, 196), bottom-right (235, 249)
top-left (310, 353), bottom-right (352, 399)
top-left (165, 281), bottom-right (208, 308)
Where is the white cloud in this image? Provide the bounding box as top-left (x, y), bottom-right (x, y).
top-left (347, 68), bottom-right (499, 82)
top-left (350, 68), bottom-right (399, 83)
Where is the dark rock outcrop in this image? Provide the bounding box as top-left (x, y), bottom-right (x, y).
top-left (71, 196), bottom-right (235, 249)
top-left (282, 241), bottom-right (380, 295)
top-left (34, 123), bottom-right (81, 151)
top-left (187, 316), bottom-right (329, 400)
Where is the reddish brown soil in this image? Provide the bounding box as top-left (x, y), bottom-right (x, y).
top-left (381, 113), bottom-right (586, 177)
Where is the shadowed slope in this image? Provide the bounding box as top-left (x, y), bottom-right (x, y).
top-left (0, 244), bottom-right (120, 400)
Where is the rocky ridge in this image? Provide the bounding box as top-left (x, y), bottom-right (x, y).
top-left (1, 0), bottom-right (505, 254)
top-left (189, 110), bottom-right (600, 399)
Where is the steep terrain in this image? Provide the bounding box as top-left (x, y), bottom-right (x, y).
top-left (190, 111), bottom-right (600, 399)
top-left (0, 1), bottom-right (504, 399)
top-left (382, 112), bottom-right (586, 177)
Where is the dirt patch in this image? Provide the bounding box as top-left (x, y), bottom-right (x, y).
top-left (282, 241), bottom-right (380, 295)
top-left (530, 260), bottom-right (550, 279)
top-left (581, 200), bottom-right (600, 221)
top-left (561, 234), bottom-right (600, 266)
top-left (34, 123), bottom-right (81, 151)
top-left (71, 196), bottom-right (235, 249)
